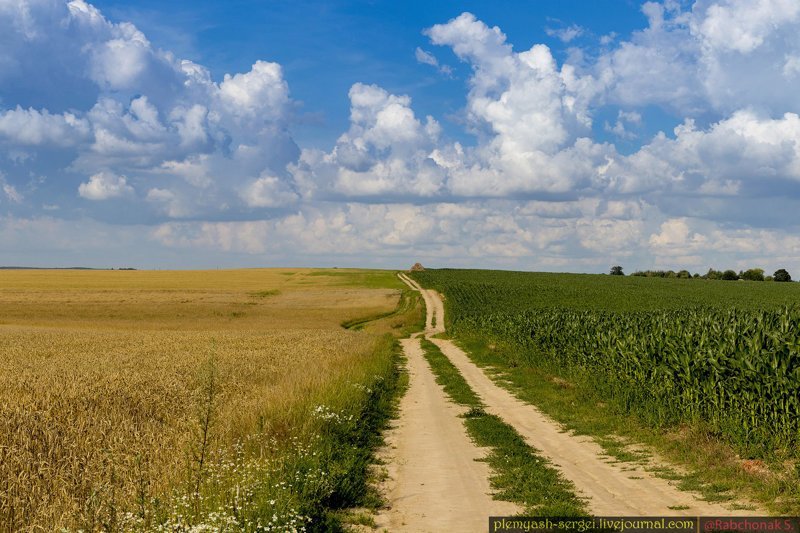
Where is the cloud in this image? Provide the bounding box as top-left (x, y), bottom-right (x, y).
top-left (545, 24), bottom-right (584, 43)
top-left (592, 0), bottom-right (800, 114)
top-left (600, 32), bottom-right (617, 45)
top-left (415, 47), bottom-right (453, 75)
top-left (649, 217), bottom-right (706, 251)
top-left (645, 216), bottom-right (800, 270)
top-left (78, 171), bottom-right (134, 200)
top-left (3, 2), bottom-right (800, 272)
top-left (603, 110), bottom-right (800, 202)
top-left (241, 174), bottom-right (299, 208)
top-left (424, 13), bottom-right (609, 195)
top-left (415, 47), bottom-right (438, 67)
top-left (0, 0), bottom-right (298, 220)
top-left (693, 0), bottom-right (800, 54)
top-left (0, 106), bottom-right (90, 146)
top-left (3, 184), bottom-right (22, 203)
top-left (1, 172), bottom-right (23, 203)
top-left (605, 110), bottom-right (642, 139)
top-left (293, 83), bottom-right (446, 198)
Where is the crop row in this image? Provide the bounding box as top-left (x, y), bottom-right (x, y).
top-left (413, 270), bottom-right (800, 457)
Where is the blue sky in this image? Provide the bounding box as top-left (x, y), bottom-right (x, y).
top-left (90, 0), bottom-right (650, 149)
top-left (2, 0), bottom-right (800, 272)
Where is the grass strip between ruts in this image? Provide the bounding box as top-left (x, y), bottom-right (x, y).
top-left (418, 338), bottom-right (588, 516)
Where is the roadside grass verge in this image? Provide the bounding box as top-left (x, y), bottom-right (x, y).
top-left (418, 338), bottom-right (587, 515)
top-left (337, 342), bottom-right (411, 530)
top-left (455, 336), bottom-right (800, 515)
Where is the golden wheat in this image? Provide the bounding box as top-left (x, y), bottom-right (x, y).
top-left (0, 268), bottom-right (403, 531)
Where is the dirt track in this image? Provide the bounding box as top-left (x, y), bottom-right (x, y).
top-left (380, 273), bottom-right (762, 523)
top-left (372, 336), bottom-right (520, 531)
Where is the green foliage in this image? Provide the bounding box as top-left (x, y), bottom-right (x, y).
top-left (464, 412), bottom-right (587, 515)
top-left (722, 270), bottom-right (739, 281)
top-left (632, 270), bottom-right (684, 278)
top-left (740, 269), bottom-right (765, 282)
top-left (774, 269), bottom-right (792, 282)
top-left (412, 269), bottom-right (800, 459)
top-left (610, 265), bottom-right (624, 276)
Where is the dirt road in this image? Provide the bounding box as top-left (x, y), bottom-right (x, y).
top-left (373, 275), bottom-right (519, 531)
top-left (395, 273), bottom-right (760, 516)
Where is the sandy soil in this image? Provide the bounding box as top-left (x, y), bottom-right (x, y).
top-left (397, 273), bottom-right (761, 515)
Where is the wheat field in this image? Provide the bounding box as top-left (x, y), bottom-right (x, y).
top-left (0, 268), bottom-right (413, 531)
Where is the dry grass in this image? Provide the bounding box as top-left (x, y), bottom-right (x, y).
top-left (0, 268), bottom-right (407, 531)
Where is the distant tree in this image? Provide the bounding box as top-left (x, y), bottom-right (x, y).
top-left (692, 273), bottom-right (701, 279)
top-left (705, 268), bottom-right (723, 280)
top-left (610, 265), bottom-right (624, 276)
top-left (677, 270), bottom-right (691, 279)
top-left (774, 269), bottom-right (792, 282)
top-left (740, 268), bottom-right (765, 281)
top-left (722, 269), bottom-right (739, 281)
top-left (765, 275), bottom-right (774, 282)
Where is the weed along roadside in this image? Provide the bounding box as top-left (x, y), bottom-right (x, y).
top-left (0, 268), bottom-right (423, 531)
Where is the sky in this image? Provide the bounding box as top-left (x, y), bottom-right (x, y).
top-left (1, 0), bottom-right (800, 272)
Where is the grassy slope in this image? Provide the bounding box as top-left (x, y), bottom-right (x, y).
top-left (412, 269), bottom-right (800, 515)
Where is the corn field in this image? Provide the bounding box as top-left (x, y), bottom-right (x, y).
top-left (413, 269), bottom-right (800, 458)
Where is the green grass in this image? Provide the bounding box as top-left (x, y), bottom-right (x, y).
top-left (338, 341), bottom-right (411, 529)
top-left (418, 338), bottom-right (587, 515)
top-left (304, 269), bottom-right (407, 290)
top-left (341, 289), bottom-right (423, 336)
top-left (419, 338), bottom-right (482, 407)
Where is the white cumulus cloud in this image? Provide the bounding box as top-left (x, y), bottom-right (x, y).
top-left (3, 2), bottom-right (800, 272)
top-left (78, 171), bottom-right (134, 200)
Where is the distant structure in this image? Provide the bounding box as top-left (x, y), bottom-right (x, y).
top-left (410, 263), bottom-right (425, 272)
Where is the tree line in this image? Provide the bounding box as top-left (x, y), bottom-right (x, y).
top-left (610, 266), bottom-right (792, 282)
